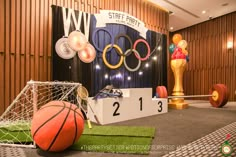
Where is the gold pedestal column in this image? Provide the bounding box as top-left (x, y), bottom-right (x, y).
top-left (168, 59), bottom-right (188, 109)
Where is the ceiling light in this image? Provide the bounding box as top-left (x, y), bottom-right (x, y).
top-left (221, 3), bottom-right (228, 6)
top-left (170, 27), bottom-right (174, 30)
top-left (127, 76), bottom-right (131, 81)
top-left (169, 11), bottom-right (174, 15)
top-left (138, 71), bottom-right (143, 75)
top-left (202, 10), bottom-right (206, 14)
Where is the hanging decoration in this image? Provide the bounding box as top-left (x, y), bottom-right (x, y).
top-left (52, 5), bottom-right (167, 95)
top-left (68, 31), bottom-right (88, 52)
top-left (55, 8), bottom-right (76, 59)
top-left (78, 43), bottom-right (96, 63)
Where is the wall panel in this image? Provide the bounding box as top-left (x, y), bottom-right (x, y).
top-left (170, 12), bottom-right (236, 101)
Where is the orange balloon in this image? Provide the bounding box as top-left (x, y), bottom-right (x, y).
top-left (172, 34), bottom-right (182, 45)
top-left (68, 31), bottom-right (88, 51)
top-left (78, 43), bottom-right (96, 63)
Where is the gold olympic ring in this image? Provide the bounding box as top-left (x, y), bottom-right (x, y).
top-left (102, 44), bottom-right (124, 69)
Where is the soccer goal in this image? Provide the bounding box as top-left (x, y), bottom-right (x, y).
top-left (0, 80), bottom-right (81, 148)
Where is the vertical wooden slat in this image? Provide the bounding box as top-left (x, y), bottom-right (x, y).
top-left (124, 0), bottom-right (128, 12)
top-left (48, 0), bottom-right (53, 57)
top-left (20, 55), bottom-right (25, 90)
top-left (99, 0), bottom-right (103, 9)
top-left (0, 0), bottom-right (5, 52)
top-left (30, 0), bottom-right (35, 57)
top-left (133, 0), bottom-right (137, 17)
top-left (39, 0), bottom-right (44, 57)
top-left (43, 0), bottom-right (49, 81)
top-left (5, 0), bottom-right (10, 108)
top-left (34, 0), bottom-right (40, 80)
top-left (15, 0), bottom-right (21, 96)
top-left (0, 54), bottom-right (4, 114)
top-left (48, 57), bottom-right (51, 80)
top-left (10, 0), bottom-right (16, 54)
top-left (25, 0), bottom-right (30, 55)
top-left (39, 57), bottom-right (44, 80)
top-left (136, 0), bottom-right (141, 22)
top-left (21, 0), bottom-right (26, 55)
top-left (10, 54), bottom-right (15, 104)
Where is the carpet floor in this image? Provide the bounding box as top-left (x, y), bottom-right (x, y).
top-left (7, 101), bottom-right (236, 156)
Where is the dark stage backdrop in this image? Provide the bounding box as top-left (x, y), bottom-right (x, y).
top-left (52, 5), bottom-right (167, 96)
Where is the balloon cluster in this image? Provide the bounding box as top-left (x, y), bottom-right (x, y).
top-left (169, 34), bottom-right (189, 62)
top-left (68, 31), bottom-right (96, 63)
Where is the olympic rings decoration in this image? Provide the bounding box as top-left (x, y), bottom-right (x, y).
top-left (102, 44), bottom-right (124, 69)
top-left (114, 34), bottom-right (133, 56)
top-left (133, 39), bottom-right (151, 61)
top-left (92, 28), bottom-right (114, 52)
top-left (123, 49), bottom-right (141, 72)
top-left (92, 28), bottom-right (154, 71)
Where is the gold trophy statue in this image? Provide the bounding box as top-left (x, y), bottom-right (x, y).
top-left (168, 34), bottom-right (189, 109)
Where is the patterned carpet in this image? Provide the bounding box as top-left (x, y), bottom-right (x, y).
top-left (0, 147), bottom-right (26, 157)
top-left (162, 122), bottom-right (236, 157)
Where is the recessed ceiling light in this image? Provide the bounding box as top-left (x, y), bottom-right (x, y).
top-left (202, 10), bottom-right (206, 14)
top-left (170, 27), bottom-right (174, 30)
top-left (222, 3), bottom-right (228, 6)
top-left (169, 11), bottom-right (174, 15)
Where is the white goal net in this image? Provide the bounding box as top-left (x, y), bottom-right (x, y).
top-left (0, 80), bottom-right (81, 148)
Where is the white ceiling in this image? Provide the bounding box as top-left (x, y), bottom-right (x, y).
top-left (149, 0), bottom-right (236, 32)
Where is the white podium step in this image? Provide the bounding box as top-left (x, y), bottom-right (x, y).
top-left (88, 88), bottom-right (168, 125)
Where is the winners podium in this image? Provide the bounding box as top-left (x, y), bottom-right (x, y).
top-left (88, 88), bottom-right (168, 125)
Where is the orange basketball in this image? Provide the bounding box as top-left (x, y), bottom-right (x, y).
top-left (31, 101), bottom-right (84, 152)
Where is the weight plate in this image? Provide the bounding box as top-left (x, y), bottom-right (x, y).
top-left (161, 86), bottom-right (168, 98)
top-left (156, 86), bottom-right (168, 98)
top-left (209, 84), bottom-right (225, 108)
top-left (217, 84), bottom-right (229, 107)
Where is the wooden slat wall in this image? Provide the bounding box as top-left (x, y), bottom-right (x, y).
top-left (168, 12), bottom-right (236, 101)
top-left (0, 0), bottom-right (169, 114)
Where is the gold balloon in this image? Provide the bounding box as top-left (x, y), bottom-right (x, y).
top-left (172, 34), bottom-right (182, 45)
top-left (78, 43), bottom-right (96, 63)
top-left (68, 31), bottom-right (88, 51)
top-left (177, 40), bottom-right (188, 49)
top-left (182, 49), bottom-right (188, 55)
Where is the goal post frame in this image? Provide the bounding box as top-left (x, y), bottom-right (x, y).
top-left (0, 80), bottom-right (81, 148)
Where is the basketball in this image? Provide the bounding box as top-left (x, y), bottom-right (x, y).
top-left (31, 101), bottom-right (84, 152)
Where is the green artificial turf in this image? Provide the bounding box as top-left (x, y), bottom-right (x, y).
top-left (71, 125), bottom-right (155, 154)
top-left (0, 123), bottom-right (155, 154)
top-left (83, 125), bottom-right (155, 138)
